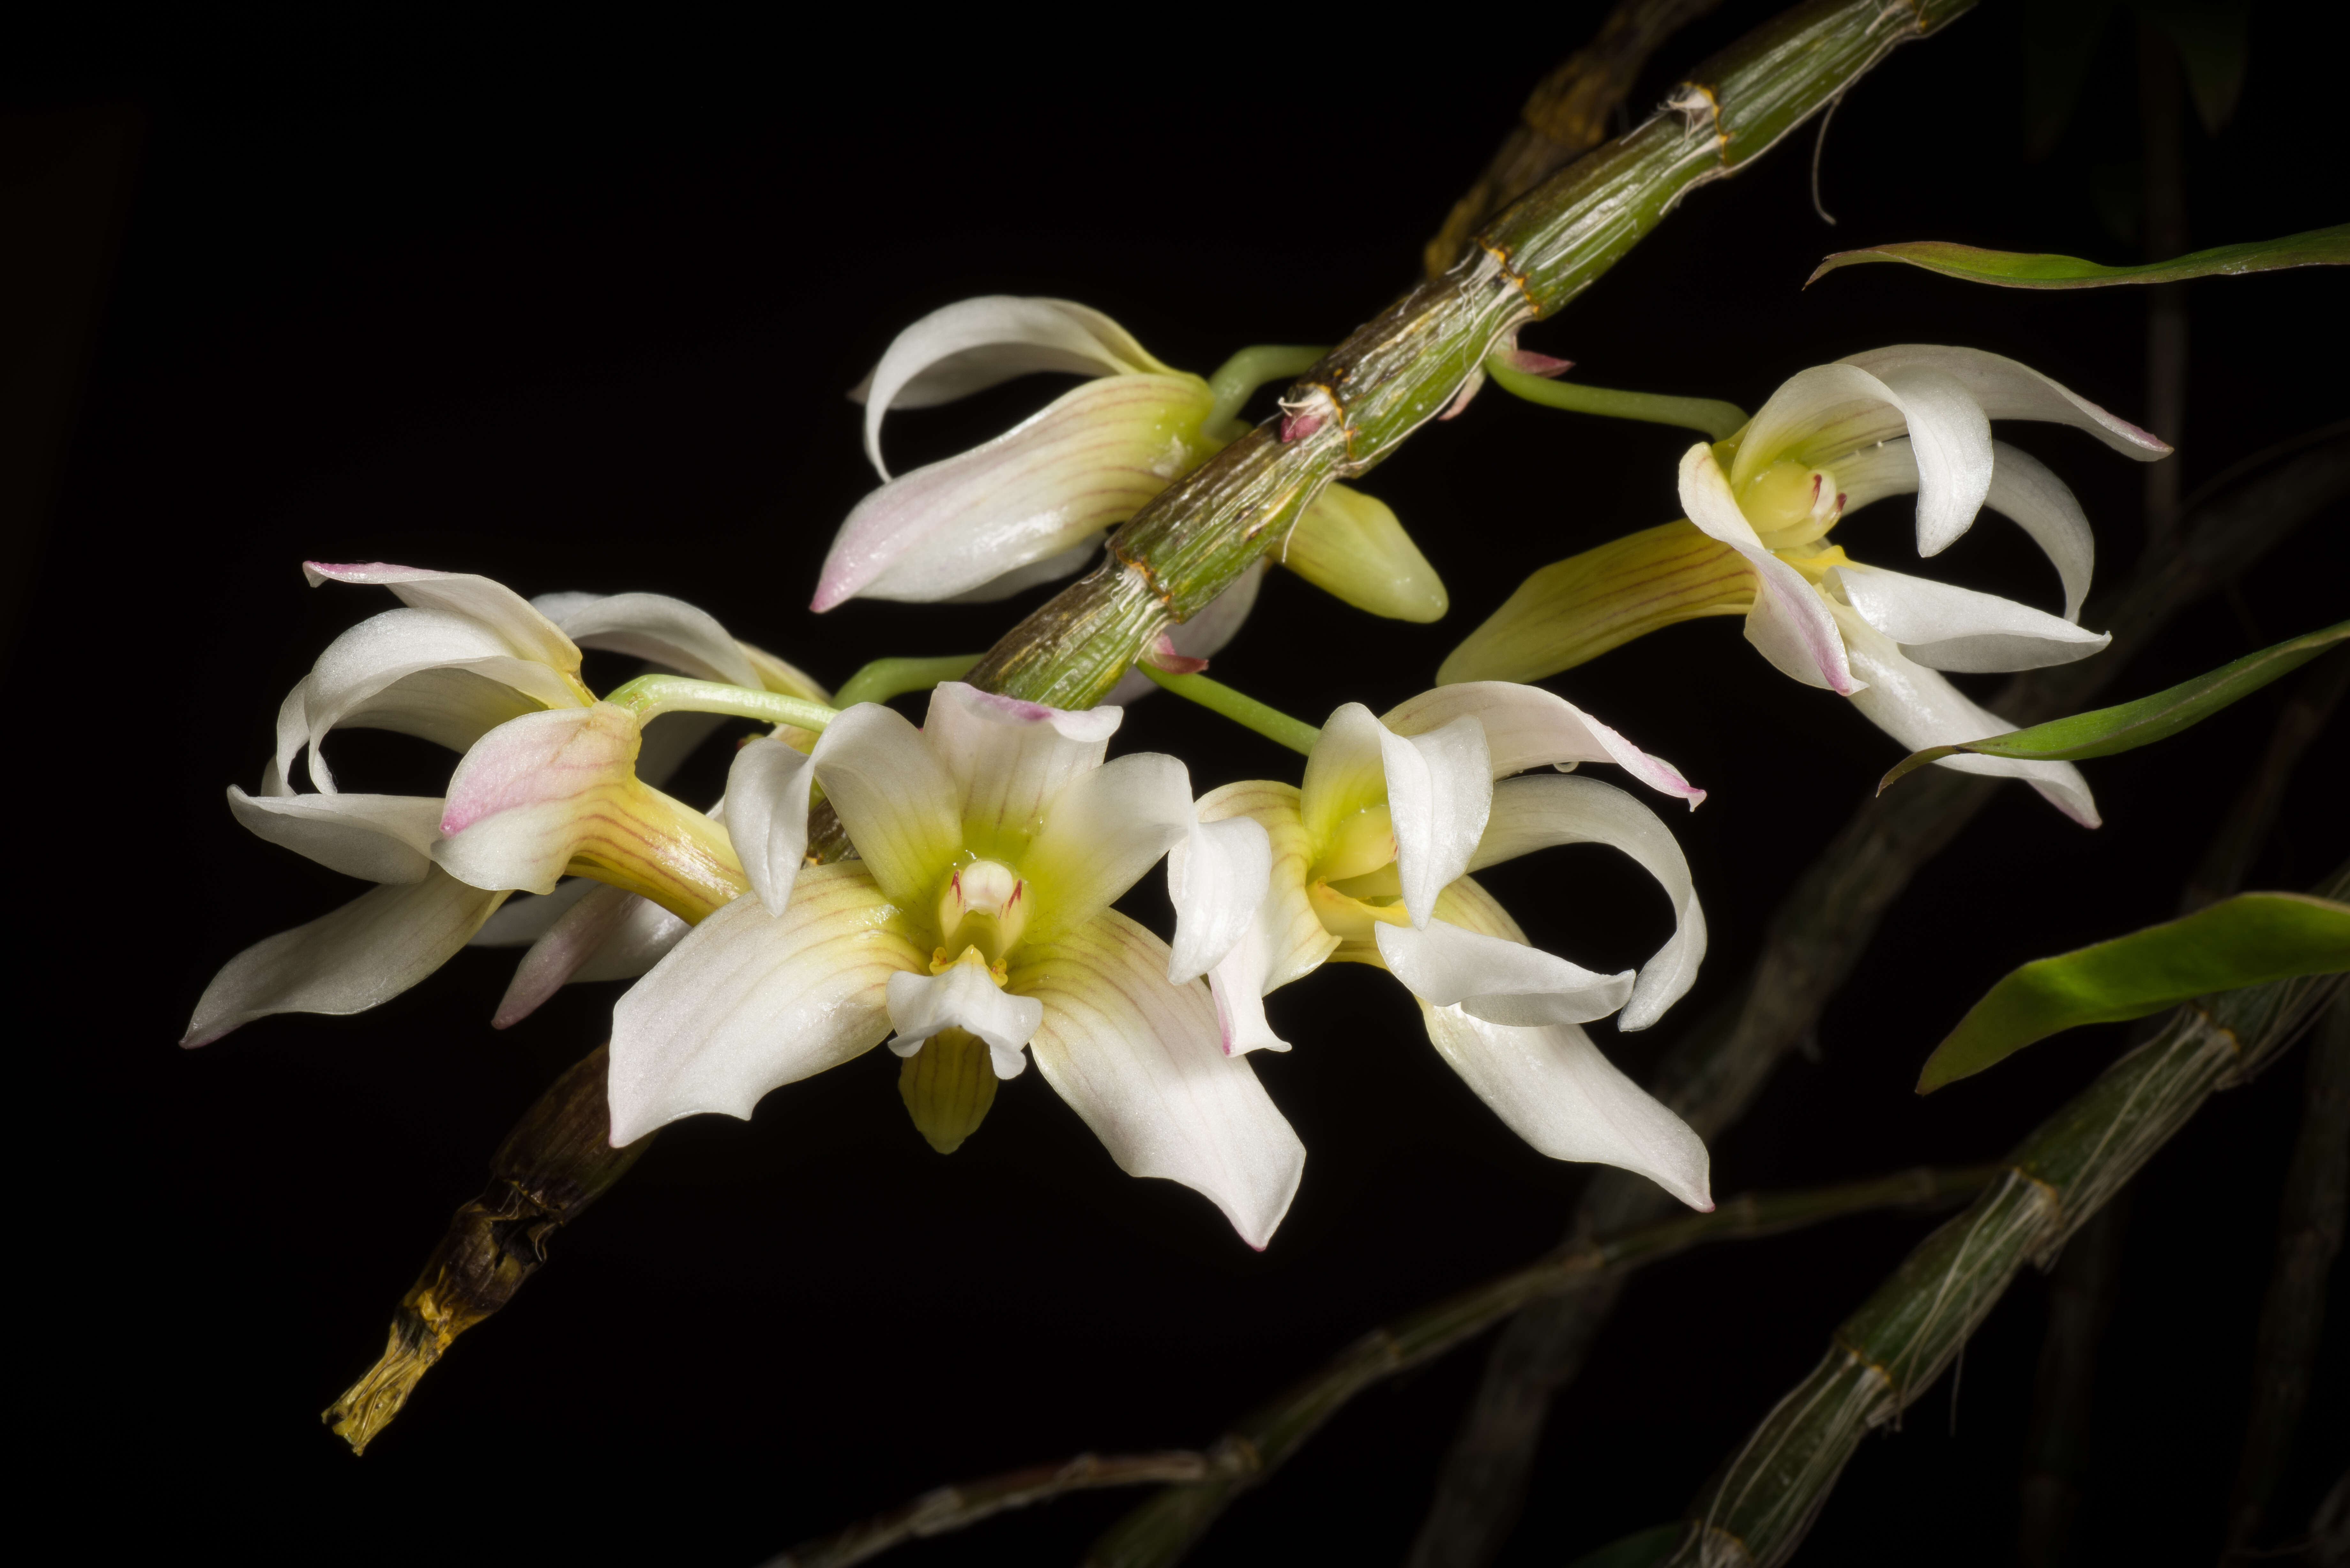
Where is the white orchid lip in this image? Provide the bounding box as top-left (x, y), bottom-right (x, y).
top-left (937, 859), bottom-right (1028, 960)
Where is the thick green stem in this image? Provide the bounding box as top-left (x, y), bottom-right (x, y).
top-left (1138, 666), bottom-right (1321, 755)
top-left (1485, 357), bottom-right (1747, 440)
top-left (1654, 871), bottom-right (2349, 1568)
top-left (604, 673), bottom-right (838, 731)
top-left (1205, 345), bottom-right (1328, 437)
top-left (963, 0), bottom-right (1976, 709)
top-left (831, 654), bottom-right (982, 709)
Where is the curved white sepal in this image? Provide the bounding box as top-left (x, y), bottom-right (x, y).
top-left (1384, 682), bottom-right (1707, 807)
top-left (533, 590), bottom-right (761, 690)
top-left (1467, 774), bottom-right (1707, 1030)
top-left (606, 864), bottom-right (921, 1143)
top-left (1839, 346), bottom-right (2169, 461)
top-left (472, 876), bottom-right (599, 946)
top-left (1831, 602), bottom-right (2101, 827)
top-left (1018, 911), bottom-right (1305, 1249)
top-left (1830, 562), bottom-right (2109, 673)
top-left (226, 786), bottom-right (444, 884)
top-left (1376, 714), bottom-right (1493, 929)
top-left (492, 882), bottom-right (687, 1029)
top-left (182, 872), bottom-right (507, 1047)
top-left (1376, 918), bottom-right (1632, 1026)
top-left (1019, 751), bottom-right (1195, 945)
top-left (1680, 444), bottom-right (1861, 695)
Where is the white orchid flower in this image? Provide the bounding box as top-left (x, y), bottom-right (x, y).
top-left (187, 561), bottom-right (825, 1046)
top-left (605, 682), bottom-right (1306, 1249)
top-left (1165, 682), bottom-right (1714, 1213)
top-left (812, 296), bottom-right (1446, 634)
top-left (1445, 347), bottom-right (2171, 827)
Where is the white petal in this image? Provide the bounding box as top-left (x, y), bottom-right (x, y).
top-left (1418, 1002), bottom-right (1712, 1210)
top-left (533, 590), bottom-right (760, 689)
top-left (1839, 346), bottom-right (2170, 460)
top-left (1985, 441), bottom-right (2096, 622)
top-left (1735, 364), bottom-right (1909, 486)
top-left (853, 296), bottom-right (1174, 478)
top-left (1376, 715), bottom-right (1493, 929)
top-left (491, 882), bottom-right (686, 1029)
top-left (1017, 910), bottom-right (1305, 1249)
top-left (277, 608), bottom-right (579, 791)
top-left (303, 561), bottom-right (580, 668)
top-left (943, 533), bottom-right (1104, 604)
top-left (923, 681), bottom-right (1121, 838)
top-left (1737, 364), bottom-right (1995, 556)
top-left (434, 705), bottom-right (639, 894)
top-left (1874, 365), bottom-right (1992, 556)
top-left (226, 786), bottom-right (443, 884)
top-left (1299, 703), bottom-right (1395, 853)
top-left (181, 871), bottom-right (506, 1046)
top-left (806, 702), bottom-right (963, 909)
top-left (1165, 815), bottom-right (1274, 984)
top-left (1467, 774), bottom-right (1707, 1030)
top-left (471, 876), bottom-right (599, 946)
top-left (1384, 682), bottom-right (1706, 807)
top-left (1376, 917), bottom-right (1632, 1025)
top-left (1195, 781), bottom-right (1340, 1055)
top-left (606, 863), bottom-right (922, 1143)
top-left (1831, 602), bottom-right (2101, 827)
top-left (1678, 444), bottom-right (1859, 695)
top-left (1831, 562), bottom-right (2109, 673)
top-left (885, 961), bottom-right (1046, 1079)
top-left (815, 374), bottom-right (1213, 609)
top-left (314, 665), bottom-right (545, 757)
top-left (1019, 752), bottom-right (1195, 945)
top-left (724, 735), bottom-right (817, 914)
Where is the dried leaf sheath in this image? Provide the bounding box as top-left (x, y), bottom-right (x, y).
top-left (1656, 881), bottom-right (2348, 1568)
top-left (323, 1045), bottom-right (651, 1452)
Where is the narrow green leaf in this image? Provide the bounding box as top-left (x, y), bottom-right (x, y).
top-left (1879, 622), bottom-right (2347, 794)
top-left (1565, 1524), bottom-right (1685, 1568)
top-left (1807, 224), bottom-right (2349, 290)
top-left (1917, 894), bottom-right (2350, 1092)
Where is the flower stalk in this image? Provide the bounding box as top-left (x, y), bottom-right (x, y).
top-left (1484, 356), bottom-right (1748, 440)
top-left (1136, 666), bottom-right (1321, 755)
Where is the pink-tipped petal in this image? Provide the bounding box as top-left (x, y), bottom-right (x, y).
top-left (923, 680), bottom-right (1122, 835)
top-left (1840, 345), bottom-right (2170, 460)
top-left (1829, 562), bottom-right (2109, 673)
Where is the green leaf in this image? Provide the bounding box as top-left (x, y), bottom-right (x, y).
top-left (1879, 622), bottom-right (2348, 794)
top-left (1920, 894), bottom-right (2350, 1092)
top-left (1807, 225), bottom-right (2350, 290)
top-left (1565, 1525), bottom-right (1686, 1568)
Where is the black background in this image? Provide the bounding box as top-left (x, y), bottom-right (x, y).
top-left (9, 4), bottom-right (2346, 1564)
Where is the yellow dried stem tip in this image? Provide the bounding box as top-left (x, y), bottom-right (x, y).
top-left (899, 1029), bottom-right (1000, 1154)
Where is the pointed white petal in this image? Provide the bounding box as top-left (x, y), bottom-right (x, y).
top-left (815, 374), bottom-right (1213, 609)
top-left (1376, 917), bottom-right (1632, 1026)
top-left (923, 681), bottom-right (1122, 836)
top-left (1831, 562), bottom-right (2109, 673)
top-left (885, 961), bottom-right (1046, 1078)
top-left (1873, 366), bottom-right (1993, 556)
top-left (806, 702), bottom-right (963, 909)
top-left (1831, 602), bottom-right (2101, 826)
top-left (943, 533), bottom-right (1104, 604)
top-left (491, 882), bottom-right (686, 1029)
top-left (1384, 682), bottom-right (1706, 807)
top-left (606, 863), bottom-right (923, 1142)
top-left (1165, 815), bottom-right (1274, 984)
top-left (1017, 910), bottom-right (1305, 1249)
top-left (533, 590), bottom-right (760, 689)
top-left (1678, 444), bottom-right (1859, 695)
top-left (854, 296), bottom-right (1177, 478)
top-left (1019, 752), bottom-right (1195, 944)
top-left (1985, 441), bottom-right (2096, 621)
top-left (724, 735), bottom-right (817, 914)
top-left (1376, 715), bottom-right (1493, 929)
top-left (320, 666), bottom-right (546, 757)
top-left (471, 876), bottom-right (598, 946)
top-left (1839, 346), bottom-right (2170, 460)
top-left (1418, 1002), bottom-right (1712, 1210)
top-left (226, 787), bottom-right (443, 884)
top-left (435, 705), bottom-right (640, 894)
top-left (181, 872), bottom-right (507, 1046)
top-left (303, 561), bottom-right (581, 669)
top-left (1467, 774), bottom-right (1707, 1030)
top-left (1736, 363), bottom-right (1996, 555)
top-left (1735, 364), bottom-right (1909, 487)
